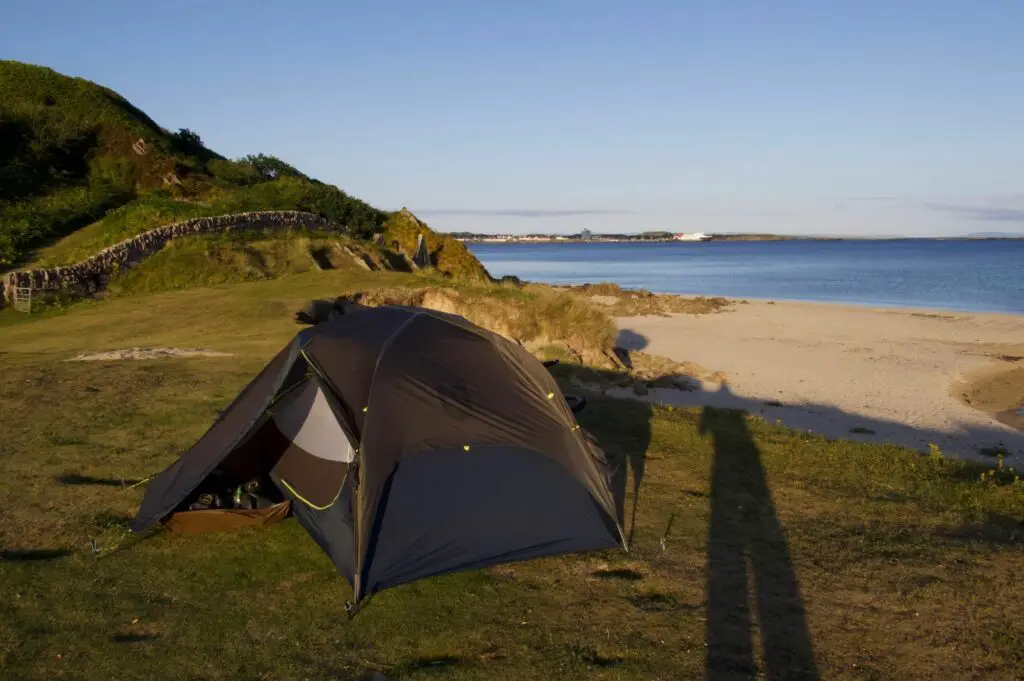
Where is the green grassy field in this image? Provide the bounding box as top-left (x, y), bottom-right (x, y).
top-left (1, 271), bottom-right (1023, 681)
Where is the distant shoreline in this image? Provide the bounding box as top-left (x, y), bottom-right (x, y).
top-left (570, 288), bottom-right (1024, 318)
top-left (471, 238), bottom-right (1024, 315)
top-left (456, 235), bottom-right (1024, 244)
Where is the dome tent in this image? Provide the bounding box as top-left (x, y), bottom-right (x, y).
top-left (132, 305), bottom-right (626, 608)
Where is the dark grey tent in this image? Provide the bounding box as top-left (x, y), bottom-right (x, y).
top-left (132, 305), bottom-right (626, 606)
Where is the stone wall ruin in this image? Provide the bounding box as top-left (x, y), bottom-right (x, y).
top-left (1, 211), bottom-right (342, 305)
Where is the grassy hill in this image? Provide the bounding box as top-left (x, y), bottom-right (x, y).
top-left (1, 60), bottom-right (485, 283)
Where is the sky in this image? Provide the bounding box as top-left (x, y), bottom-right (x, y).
top-left (2, 1), bottom-right (1023, 236)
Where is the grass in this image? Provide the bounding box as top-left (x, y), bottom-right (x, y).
top-left (1, 272), bottom-right (1024, 680)
top-left (29, 196), bottom-right (218, 267)
top-left (105, 233), bottom-right (385, 296)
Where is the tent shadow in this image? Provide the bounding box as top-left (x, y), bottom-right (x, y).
top-left (572, 341), bottom-right (652, 545)
top-left (601, 398), bottom-right (650, 545)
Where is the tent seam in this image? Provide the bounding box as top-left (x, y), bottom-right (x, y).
top-left (353, 310), bottom-right (426, 598)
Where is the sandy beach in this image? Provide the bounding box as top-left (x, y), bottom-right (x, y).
top-left (616, 300), bottom-right (1024, 463)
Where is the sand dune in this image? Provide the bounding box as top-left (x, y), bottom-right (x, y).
top-left (617, 300), bottom-right (1024, 463)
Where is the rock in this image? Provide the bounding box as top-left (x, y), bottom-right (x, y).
top-left (341, 245), bottom-right (374, 270)
top-left (632, 380), bottom-right (649, 395)
top-left (670, 376), bottom-right (698, 391)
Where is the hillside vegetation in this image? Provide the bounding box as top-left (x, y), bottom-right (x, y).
top-left (1, 60), bottom-right (480, 281)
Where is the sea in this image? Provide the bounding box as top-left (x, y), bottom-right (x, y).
top-left (468, 239), bottom-right (1024, 314)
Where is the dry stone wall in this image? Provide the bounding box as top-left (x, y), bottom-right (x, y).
top-left (1, 211), bottom-right (342, 304)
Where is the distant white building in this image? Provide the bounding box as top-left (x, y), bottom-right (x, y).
top-left (674, 232), bottom-right (710, 242)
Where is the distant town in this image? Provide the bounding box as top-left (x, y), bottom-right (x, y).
top-left (447, 231), bottom-right (1024, 243)
top-left (445, 230), bottom-right (832, 243)
top-left (449, 230), bottom-right (713, 243)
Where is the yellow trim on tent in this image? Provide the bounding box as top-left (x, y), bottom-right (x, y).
top-left (278, 476), bottom-right (343, 511)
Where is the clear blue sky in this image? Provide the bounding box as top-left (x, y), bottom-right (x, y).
top-left (3, 1), bottom-right (1023, 236)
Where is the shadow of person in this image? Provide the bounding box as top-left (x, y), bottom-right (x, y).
top-left (701, 386), bottom-right (819, 681)
top-left (606, 404), bottom-right (648, 546)
top-left (605, 336), bottom-right (652, 545)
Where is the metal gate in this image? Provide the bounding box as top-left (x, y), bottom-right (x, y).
top-left (12, 286), bottom-right (32, 313)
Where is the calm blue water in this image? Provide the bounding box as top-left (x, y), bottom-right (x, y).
top-left (468, 240), bottom-right (1024, 314)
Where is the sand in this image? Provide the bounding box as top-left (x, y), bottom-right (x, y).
top-left (616, 300), bottom-right (1024, 463)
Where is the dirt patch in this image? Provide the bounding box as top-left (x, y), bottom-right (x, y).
top-left (959, 366), bottom-right (1024, 432)
top-left (67, 347), bottom-right (233, 361)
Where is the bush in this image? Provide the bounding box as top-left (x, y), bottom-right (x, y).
top-left (211, 177), bottom-right (388, 238)
top-left (238, 153), bottom-right (309, 181)
top-left (207, 159), bottom-right (262, 187)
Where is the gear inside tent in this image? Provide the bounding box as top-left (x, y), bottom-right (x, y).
top-left (132, 304), bottom-right (625, 606)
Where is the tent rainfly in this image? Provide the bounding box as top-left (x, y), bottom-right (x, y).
top-left (132, 305), bottom-right (626, 609)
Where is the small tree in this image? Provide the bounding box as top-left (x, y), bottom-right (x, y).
top-left (174, 128), bottom-right (204, 149)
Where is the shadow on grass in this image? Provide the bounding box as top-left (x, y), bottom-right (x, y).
top-left (935, 512), bottom-right (1024, 545)
top-left (563, 345), bottom-right (822, 678)
top-left (0, 548), bottom-right (73, 562)
top-left (111, 632), bottom-right (162, 643)
top-left (57, 473), bottom-right (141, 487)
top-left (387, 655), bottom-right (459, 676)
top-left (555, 330), bottom-right (1024, 678)
top-left (701, 396), bottom-right (820, 680)
top-left (627, 591), bottom-right (702, 613)
top-left (588, 333), bottom-right (651, 546)
top-left (592, 567), bottom-right (643, 581)
top-left (564, 644), bottom-right (624, 668)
